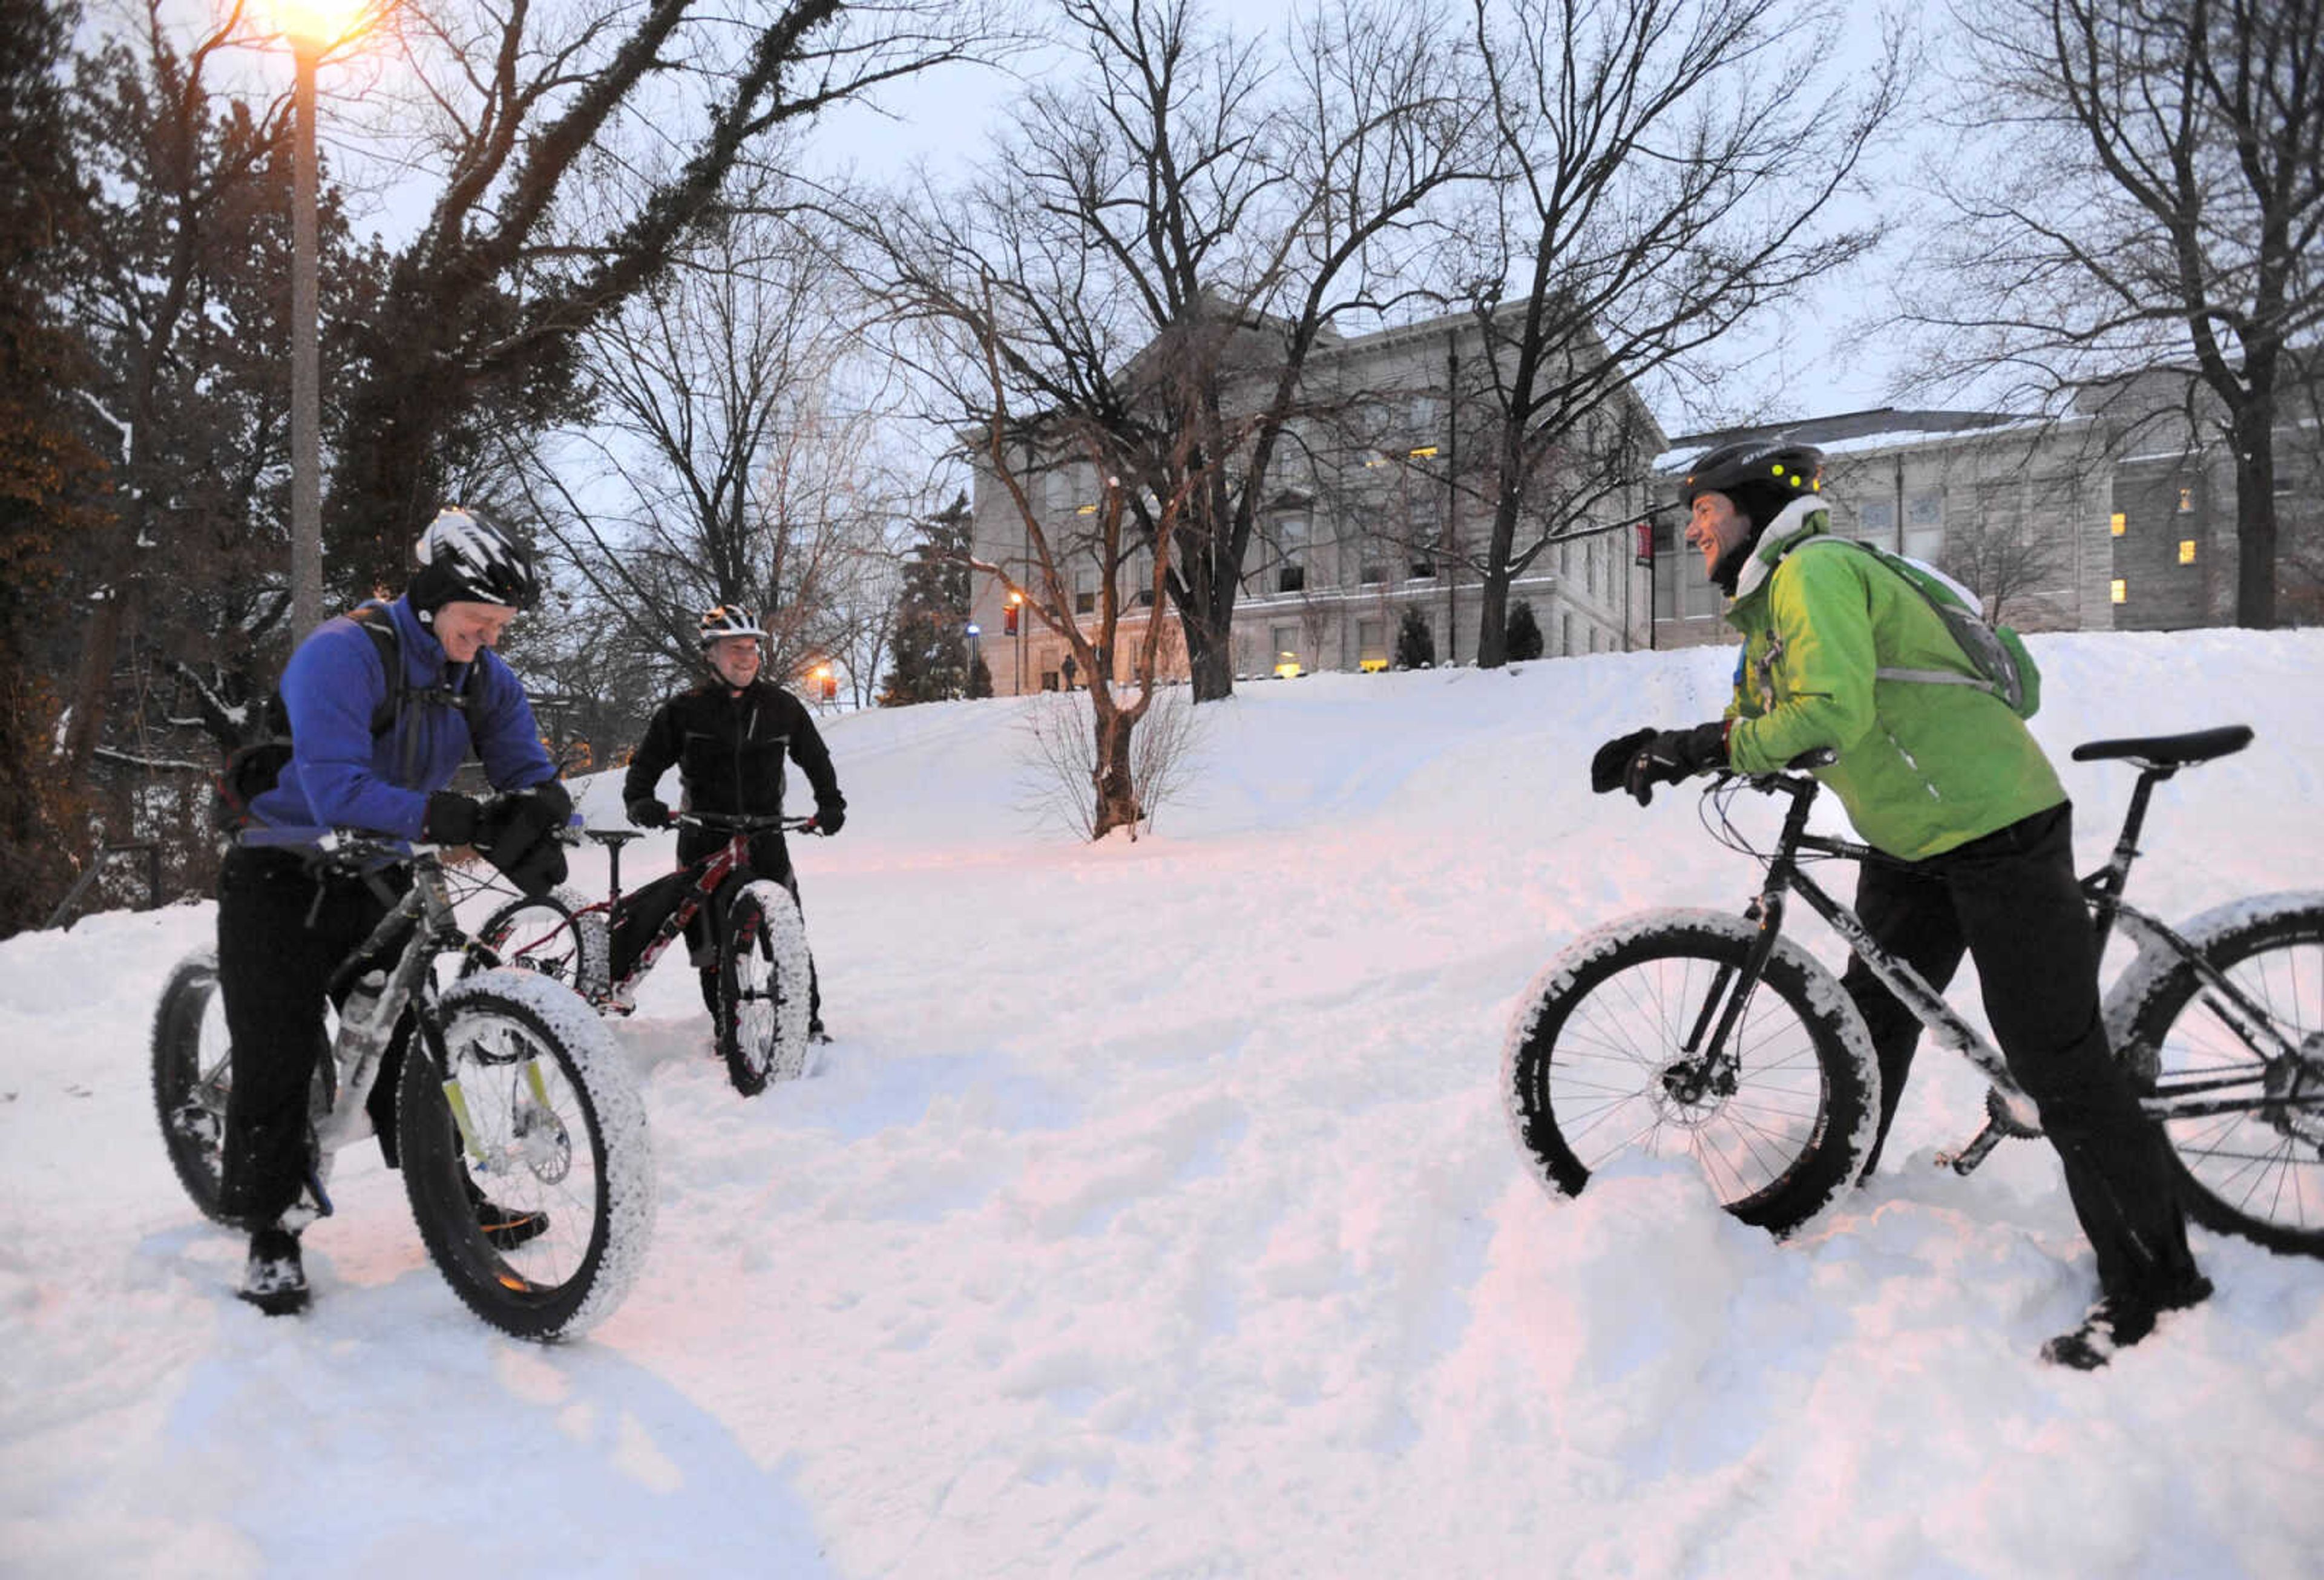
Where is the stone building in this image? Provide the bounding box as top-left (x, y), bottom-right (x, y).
top-left (967, 304), bottom-right (1665, 693)
top-left (1650, 386), bottom-right (2320, 650)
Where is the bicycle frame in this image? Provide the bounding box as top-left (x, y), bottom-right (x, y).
top-left (298, 836), bottom-right (547, 1211)
top-left (585, 813), bottom-right (809, 1001)
top-left (1690, 747), bottom-right (2302, 1174)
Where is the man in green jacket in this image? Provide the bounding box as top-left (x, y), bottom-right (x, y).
top-left (1590, 439), bottom-right (2207, 1369)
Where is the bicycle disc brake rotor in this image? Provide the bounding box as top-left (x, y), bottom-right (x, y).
top-left (1652, 1057), bottom-right (1737, 1128)
top-left (513, 1092), bottom-right (573, 1184)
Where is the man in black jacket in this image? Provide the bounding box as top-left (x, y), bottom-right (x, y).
top-left (623, 606), bottom-right (845, 1033)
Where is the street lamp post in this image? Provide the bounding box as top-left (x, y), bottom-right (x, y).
top-left (277, 1), bottom-right (370, 637)
top-left (289, 34), bottom-right (322, 637)
top-left (965, 623), bottom-right (981, 698)
top-left (1007, 589), bottom-right (1025, 695)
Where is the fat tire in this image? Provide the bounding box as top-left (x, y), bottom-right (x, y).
top-left (152, 949), bottom-right (235, 1224)
top-left (718, 880), bottom-right (812, 1096)
top-left (1503, 910), bottom-right (1880, 1236)
top-left (2104, 893), bottom-right (2324, 1258)
top-left (397, 969), bottom-right (654, 1340)
top-left (468, 887), bottom-right (604, 997)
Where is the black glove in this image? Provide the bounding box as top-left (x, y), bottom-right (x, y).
top-left (1620, 721), bottom-right (1730, 807)
top-left (812, 798), bottom-right (846, 836)
top-left (476, 791), bottom-right (569, 898)
top-left (1590, 729), bottom-right (1657, 795)
top-left (421, 791), bottom-right (484, 847)
top-left (528, 778), bottom-right (574, 825)
top-left (626, 798), bottom-right (672, 830)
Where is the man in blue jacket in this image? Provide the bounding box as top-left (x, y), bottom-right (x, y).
top-left (218, 508), bottom-right (571, 1316)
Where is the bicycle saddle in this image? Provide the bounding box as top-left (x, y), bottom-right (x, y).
top-left (2070, 724), bottom-right (2253, 765)
top-left (582, 828), bottom-right (646, 848)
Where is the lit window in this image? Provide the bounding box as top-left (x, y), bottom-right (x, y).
top-left (2109, 512), bottom-right (2127, 537)
top-left (2111, 579), bottom-right (2127, 604)
top-left (2178, 487), bottom-right (2194, 513)
top-left (2178, 540), bottom-right (2196, 565)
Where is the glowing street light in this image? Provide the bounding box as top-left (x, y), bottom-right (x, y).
top-left (272, 0), bottom-right (376, 637)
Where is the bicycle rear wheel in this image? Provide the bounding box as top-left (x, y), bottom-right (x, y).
top-left (151, 950), bottom-right (235, 1224)
top-left (1503, 910), bottom-right (1880, 1236)
top-left (2107, 893), bottom-right (2324, 1257)
top-left (398, 969), bottom-right (654, 1340)
top-left (718, 879), bottom-right (812, 1096)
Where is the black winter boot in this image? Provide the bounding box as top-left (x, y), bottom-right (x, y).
top-left (462, 1174), bottom-right (550, 1251)
top-left (2041, 1275), bottom-right (2213, 1370)
top-left (239, 1226), bottom-right (309, 1316)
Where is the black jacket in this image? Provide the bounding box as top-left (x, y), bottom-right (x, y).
top-left (623, 680), bottom-right (843, 821)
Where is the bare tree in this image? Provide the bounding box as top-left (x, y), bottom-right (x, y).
top-left (1455, 0), bottom-right (1903, 666)
top-left (325, 0), bottom-right (995, 588)
top-left (1906, 0), bottom-right (2324, 627)
top-left (861, 0), bottom-right (1477, 708)
top-left (1937, 511), bottom-right (2069, 624)
top-left (506, 186), bottom-right (927, 691)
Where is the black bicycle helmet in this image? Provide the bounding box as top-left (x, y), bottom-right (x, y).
top-left (409, 507), bottom-right (538, 617)
top-left (698, 604), bottom-right (769, 646)
top-left (1678, 441), bottom-right (1825, 529)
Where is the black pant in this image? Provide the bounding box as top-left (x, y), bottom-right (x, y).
top-left (215, 847), bottom-right (410, 1230)
top-left (675, 827), bottom-right (819, 1026)
top-left (1840, 802), bottom-right (2199, 1304)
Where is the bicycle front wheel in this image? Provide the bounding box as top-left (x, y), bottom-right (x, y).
top-left (2107, 893), bottom-right (2324, 1257)
top-left (151, 949), bottom-right (235, 1224)
top-left (398, 969), bottom-right (654, 1340)
top-left (1503, 910), bottom-right (1880, 1236)
top-left (718, 880), bottom-right (812, 1095)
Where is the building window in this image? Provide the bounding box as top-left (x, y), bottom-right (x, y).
top-left (1408, 550), bottom-right (1436, 579)
top-left (1561, 612), bottom-right (1572, 655)
top-left (2110, 511), bottom-right (2127, 537)
top-left (1859, 498), bottom-right (1896, 545)
top-left (1270, 623), bottom-right (1301, 678)
top-left (1359, 557), bottom-right (1386, 585)
top-left (2111, 578), bottom-right (2128, 604)
top-left (2178, 487), bottom-right (2194, 513)
top-left (1276, 516), bottom-right (1308, 594)
top-left (2178, 540), bottom-right (2196, 565)
top-left (1357, 617), bottom-right (1387, 672)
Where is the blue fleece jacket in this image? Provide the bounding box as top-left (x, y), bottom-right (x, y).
top-left (248, 595), bottom-right (556, 841)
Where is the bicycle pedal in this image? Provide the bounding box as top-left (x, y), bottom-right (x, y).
top-left (1935, 1123), bottom-right (2004, 1176)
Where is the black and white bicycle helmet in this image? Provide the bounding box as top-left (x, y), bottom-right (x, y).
top-left (1678, 441), bottom-right (1825, 522)
top-left (699, 604), bottom-right (769, 646)
top-left (409, 507), bottom-right (538, 617)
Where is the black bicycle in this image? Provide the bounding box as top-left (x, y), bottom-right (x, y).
top-left (153, 833), bottom-right (657, 1339)
top-left (469, 812), bottom-right (816, 1096)
top-left (1503, 725), bottom-right (2324, 1253)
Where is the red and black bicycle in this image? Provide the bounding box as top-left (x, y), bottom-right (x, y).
top-left (470, 811), bottom-right (816, 1095)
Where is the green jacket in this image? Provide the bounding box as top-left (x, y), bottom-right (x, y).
top-left (1721, 500), bottom-right (2064, 860)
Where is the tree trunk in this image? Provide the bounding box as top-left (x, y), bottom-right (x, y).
top-left (1175, 542), bottom-right (1239, 704)
top-left (1184, 615), bottom-right (1234, 702)
top-left (1089, 700), bottom-right (1141, 839)
top-left (2231, 404), bottom-right (2280, 629)
top-left (1471, 437), bottom-right (1526, 669)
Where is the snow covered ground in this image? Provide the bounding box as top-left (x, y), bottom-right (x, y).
top-left (4, 628), bottom-right (2321, 1578)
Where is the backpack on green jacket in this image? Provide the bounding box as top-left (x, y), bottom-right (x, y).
top-left (1800, 537), bottom-right (2042, 718)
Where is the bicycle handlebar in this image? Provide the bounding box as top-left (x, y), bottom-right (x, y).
top-left (677, 811), bottom-right (819, 834)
